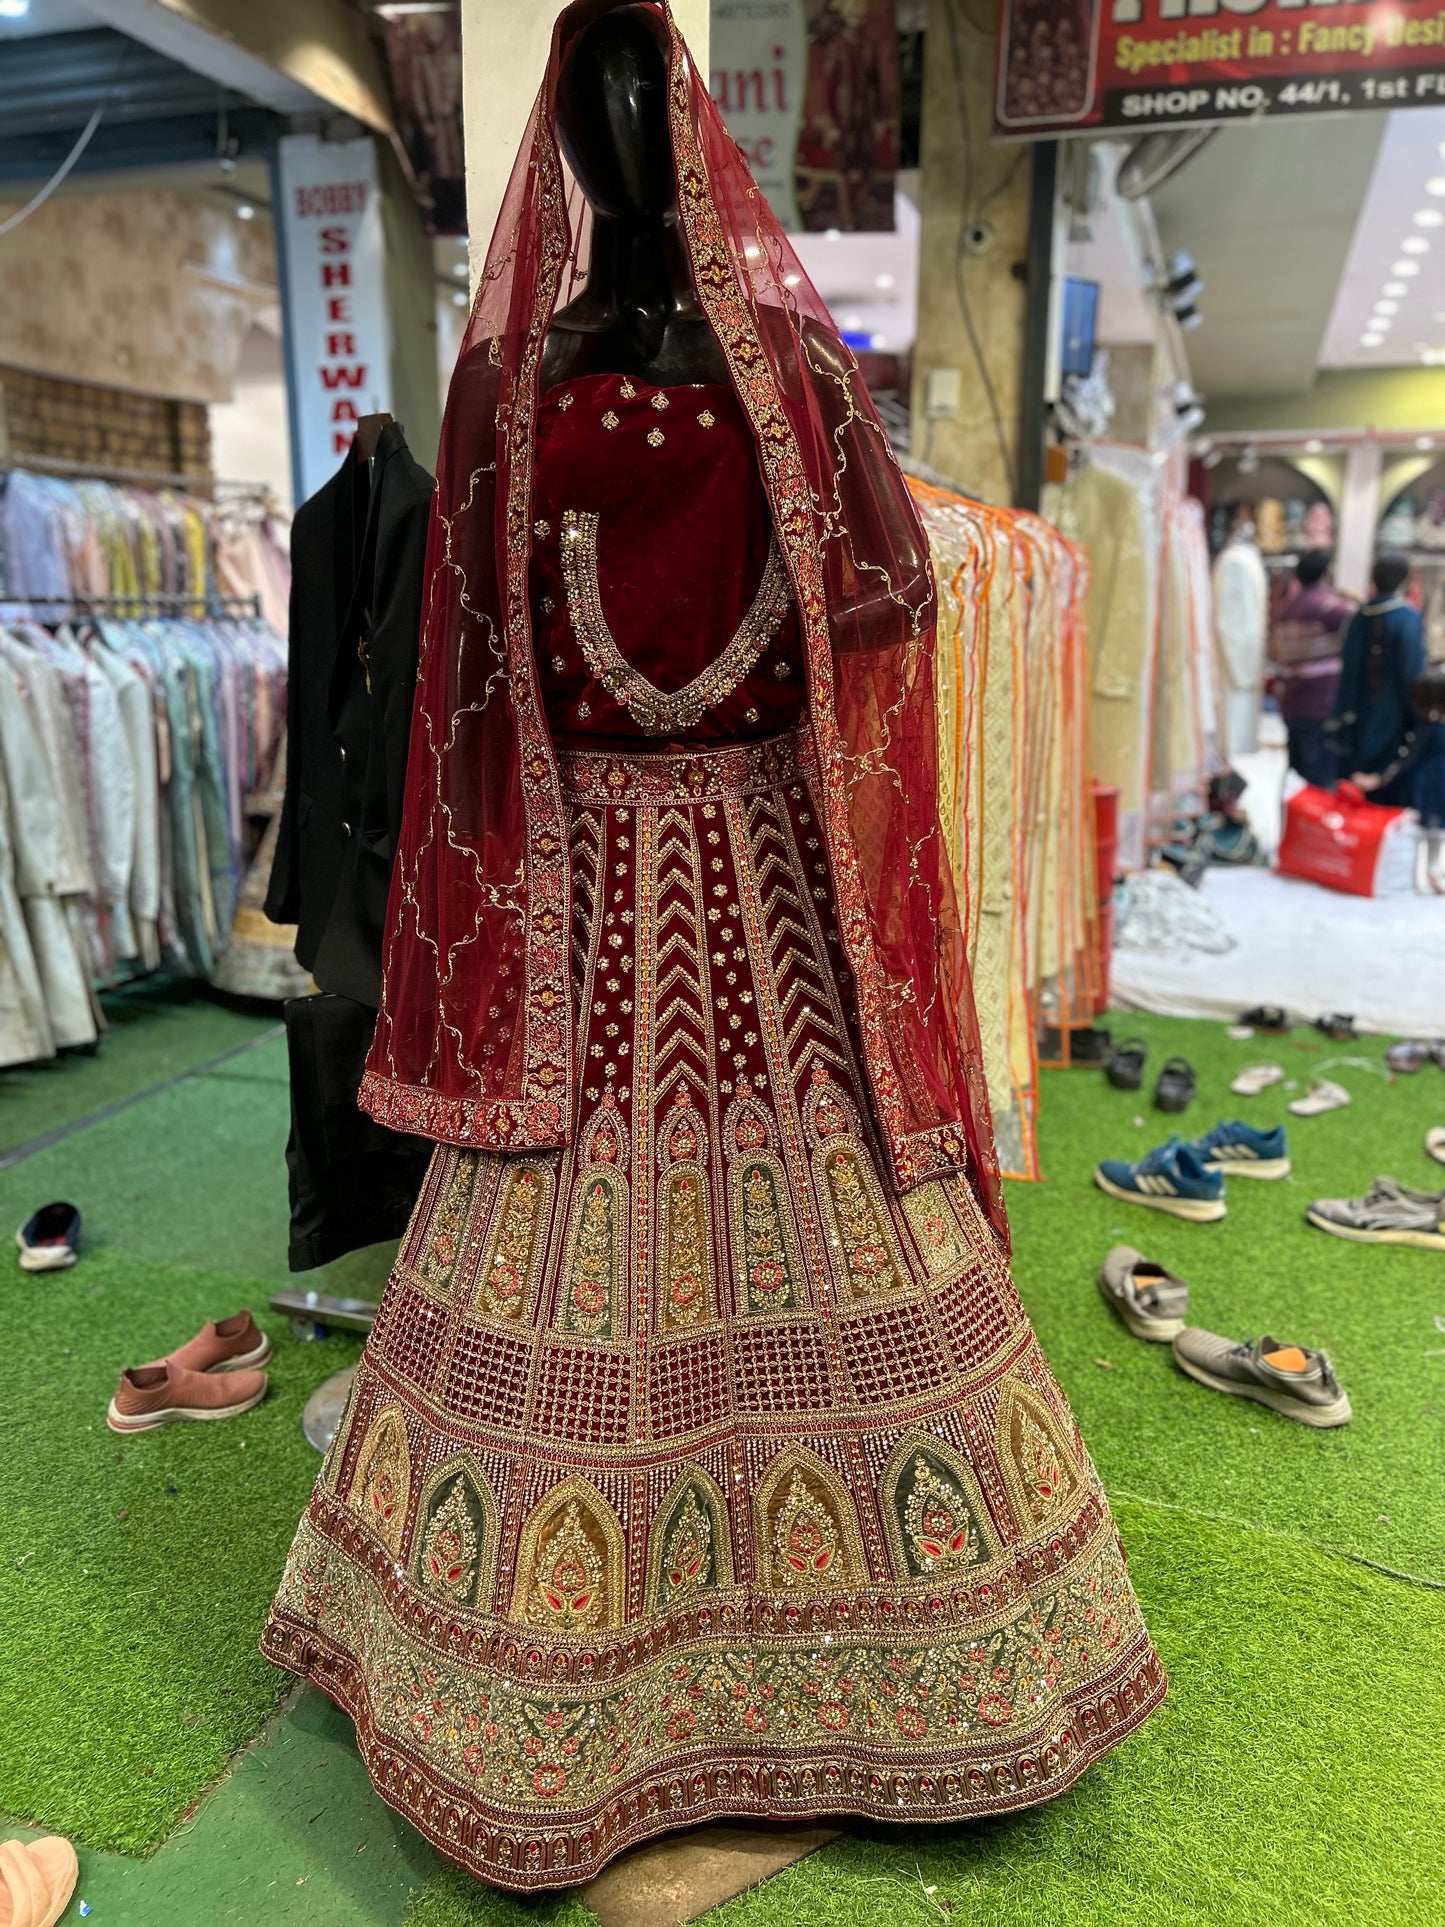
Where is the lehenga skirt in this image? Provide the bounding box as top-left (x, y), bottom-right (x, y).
top-left (263, 729), bottom-right (1164, 1890)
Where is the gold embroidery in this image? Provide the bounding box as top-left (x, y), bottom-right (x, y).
top-left (533, 518), bottom-right (550, 538)
top-left (511, 1477), bottom-right (627, 1631)
top-left (418, 1475), bottom-right (479, 1603)
top-left (646, 427), bottom-right (666, 447)
top-left (559, 508), bottom-right (791, 736)
top-left (529, 1501), bottom-right (605, 1629)
top-left (823, 1147), bottom-right (902, 1297)
top-left (480, 1164), bottom-right (546, 1320)
top-left (661, 1164), bottom-right (712, 1328)
top-left (697, 409), bottom-right (716, 428)
top-left (901, 1180), bottom-right (968, 1278)
top-left (602, 410), bottom-right (620, 430)
top-left (902, 1456), bottom-right (980, 1572)
top-left (350, 1407), bottom-right (411, 1556)
top-left (417, 1153), bottom-right (477, 1288)
top-left (651, 392), bottom-right (670, 410)
top-left (773, 660), bottom-right (792, 678)
top-left (565, 1175), bottom-right (617, 1338)
top-left (660, 1486), bottom-right (712, 1602)
top-left (879, 1436), bottom-right (1000, 1582)
top-left (619, 376), bottom-right (636, 398)
top-left (997, 1382), bottom-right (1082, 1533)
top-left (771, 1471), bottom-right (843, 1590)
top-left (556, 392), bottom-right (574, 410)
top-left (738, 1159), bottom-right (796, 1312)
top-left (755, 1448), bottom-right (865, 1595)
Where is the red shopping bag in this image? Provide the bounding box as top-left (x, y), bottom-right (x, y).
top-left (1276, 780), bottom-right (1413, 897)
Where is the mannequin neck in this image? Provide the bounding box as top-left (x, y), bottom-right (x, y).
top-left (584, 209), bottom-right (696, 320)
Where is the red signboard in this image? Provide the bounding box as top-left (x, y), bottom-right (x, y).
top-left (994, 1), bottom-right (1445, 137)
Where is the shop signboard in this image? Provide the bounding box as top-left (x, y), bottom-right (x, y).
top-left (275, 134), bottom-right (392, 504)
top-left (994, 1), bottom-right (1445, 137)
top-left (710, 0), bottom-right (900, 230)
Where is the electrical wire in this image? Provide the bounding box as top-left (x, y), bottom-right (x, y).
top-left (0, 104), bottom-right (106, 240)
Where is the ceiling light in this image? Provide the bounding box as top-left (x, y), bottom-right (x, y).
top-left (451, 290), bottom-right (468, 307)
top-left (236, 203), bottom-right (256, 221)
top-left (1304, 438), bottom-right (1324, 454)
top-left (452, 260), bottom-right (467, 278)
top-left (1402, 236), bottom-right (1431, 254)
top-left (1374, 299), bottom-right (1401, 316)
top-left (1393, 261), bottom-right (1421, 277)
top-left (1417, 436), bottom-right (1436, 451)
top-left (1361, 335), bottom-right (1386, 349)
top-left (1382, 282), bottom-right (1409, 298)
top-left (874, 272), bottom-right (896, 291)
top-left (1413, 209), bottom-right (1445, 227)
top-left (842, 313), bottom-right (862, 330)
top-left (1427, 177), bottom-right (1445, 197)
top-left (0, 1), bottom-right (31, 17)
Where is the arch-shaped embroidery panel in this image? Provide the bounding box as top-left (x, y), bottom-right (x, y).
top-left (879, 1434), bottom-right (1002, 1582)
top-left (899, 1179), bottom-right (971, 1281)
top-left (645, 1466), bottom-right (734, 1612)
top-left (728, 1150), bottom-right (804, 1315)
top-left (510, 1474), bottom-right (627, 1633)
top-left (754, 1445), bottom-right (868, 1595)
top-left (348, 1404), bottom-right (412, 1557)
top-left (996, 1379), bottom-right (1083, 1536)
top-left (413, 1150), bottom-right (483, 1293)
top-left (410, 1454), bottom-right (503, 1612)
top-left (814, 1140), bottom-right (913, 1301)
top-left (476, 1160), bottom-right (553, 1322)
top-left (658, 1159), bottom-right (717, 1331)
top-left (558, 1166), bottom-right (626, 1340)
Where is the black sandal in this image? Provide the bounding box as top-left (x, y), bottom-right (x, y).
top-left (1315, 1013), bottom-right (1357, 1043)
top-left (1240, 1006), bottom-right (1290, 1033)
top-left (1154, 1056), bottom-right (1197, 1113)
top-left (1104, 1038), bottom-right (1148, 1091)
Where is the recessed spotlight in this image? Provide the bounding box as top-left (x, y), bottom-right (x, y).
top-left (1417, 436), bottom-right (1436, 451)
top-left (452, 290), bottom-right (468, 308)
top-left (452, 261), bottom-right (467, 278)
top-left (1392, 261), bottom-right (1421, 277)
top-left (1402, 236), bottom-right (1431, 254)
top-left (1413, 209), bottom-right (1445, 227)
top-left (874, 272), bottom-right (896, 291)
top-left (1304, 438), bottom-right (1324, 454)
top-left (1383, 282), bottom-right (1409, 298)
top-left (1427, 177), bottom-right (1445, 197)
top-left (0, 1), bottom-right (32, 18)
top-left (236, 203), bottom-right (256, 221)
top-left (1374, 299), bottom-right (1401, 316)
top-left (1361, 335), bottom-right (1386, 349)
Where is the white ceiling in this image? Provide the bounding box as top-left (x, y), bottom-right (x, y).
top-left (0, 0), bottom-right (98, 37)
top-left (1318, 107), bottom-right (1445, 372)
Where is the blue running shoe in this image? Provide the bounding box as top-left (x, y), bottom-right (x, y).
top-left (1187, 1120), bottom-right (1290, 1181)
top-left (1094, 1137), bottom-right (1227, 1221)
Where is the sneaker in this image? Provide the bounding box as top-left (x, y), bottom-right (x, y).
top-left (107, 1362), bottom-right (268, 1434)
top-left (15, 1201), bottom-right (81, 1272)
top-left (1187, 1119), bottom-right (1291, 1180)
top-left (1171, 1328), bottom-right (1352, 1428)
top-left (1305, 1177), bottom-right (1445, 1251)
top-left (159, 1310), bottom-right (272, 1375)
top-left (1097, 1246), bottom-right (1189, 1341)
top-left (1094, 1138), bottom-right (1227, 1221)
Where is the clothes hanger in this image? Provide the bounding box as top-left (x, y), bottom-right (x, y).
top-left (353, 414), bottom-right (394, 463)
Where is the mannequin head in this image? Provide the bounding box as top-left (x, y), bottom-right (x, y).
top-left (557, 6), bottom-right (674, 221)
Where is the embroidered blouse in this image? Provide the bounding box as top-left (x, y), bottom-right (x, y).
top-left (530, 373), bottom-right (804, 744)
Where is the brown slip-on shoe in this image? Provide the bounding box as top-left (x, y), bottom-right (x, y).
top-left (0, 1833), bottom-right (79, 1927)
top-left (107, 1361), bottom-right (267, 1434)
top-left (162, 1309), bottom-right (272, 1375)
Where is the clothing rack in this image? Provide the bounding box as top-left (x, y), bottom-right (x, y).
top-left (0, 593), bottom-right (263, 620)
top-left (0, 454), bottom-right (212, 493)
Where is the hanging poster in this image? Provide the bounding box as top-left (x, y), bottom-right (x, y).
top-left (994, 0), bottom-right (1445, 137)
top-left (710, 0), bottom-right (900, 231)
top-left (275, 135), bottom-right (392, 505)
top-left (383, 9), bottom-right (466, 235)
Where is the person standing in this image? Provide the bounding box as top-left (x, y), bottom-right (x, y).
top-left (1269, 549), bottom-right (1354, 788)
top-left (1328, 552), bottom-right (1427, 801)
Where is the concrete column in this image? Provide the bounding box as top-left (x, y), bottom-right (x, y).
top-left (1335, 439), bottom-right (1383, 602)
top-left (910, 0), bottom-right (1044, 508)
top-left (459, 0), bottom-right (709, 277)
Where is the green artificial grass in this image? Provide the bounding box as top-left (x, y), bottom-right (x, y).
top-left (1008, 1012), bottom-right (1445, 1583)
top-left (0, 978), bottom-right (276, 1154)
top-left (0, 1248), bottom-right (360, 1852)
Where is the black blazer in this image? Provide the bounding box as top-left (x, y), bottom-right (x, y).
top-left (265, 423), bottom-right (433, 1007)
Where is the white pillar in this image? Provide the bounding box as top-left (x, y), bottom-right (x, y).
top-left (1335, 439), bottom-right (1383, 602)
top-left (460, 1), bottom-right (710, 280)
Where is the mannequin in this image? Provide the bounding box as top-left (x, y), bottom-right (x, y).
top-left (542, 6), bottom-right (728, 388)
top-left (1213, 518), bottom-right (1269, 758)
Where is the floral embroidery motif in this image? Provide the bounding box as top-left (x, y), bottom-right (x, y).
top-left (619, 377), bottom-right (637, 398)
top-left (697, 409), bottom-right (716, 428)
top-left (771, 1471), bottom-right (844, 1590)
top-left (661, 1164), bottom-right (712, 1328)
top-left (822, 1146), bottom-right (902, 1297)
top-left (646, 427), bottom-right (666, 447)
top-left (998, 1383), bottom-right (1082, 1532)
top-left (349, 1407), bottom-right (410, 1557)
top-left (418, 1475), bottom-right (479, 1603)
top-left (417, 1154), bottom-right (478, 1288)
top-left (533, 518), bottom-right (550, 539)
top-left (773, 659), bottom-right (792, 678)
top-left (901, 1456), bottom-right (982, 1574)
top-left (565, 1174), bottom-right (617, 1338)
top-left (601, 410), bottom-right (620, 430)
top-left (559, 508), bottom-right (791, 736)
top-left (556, 392), bottom-right (574, 410)
top-left (651, 392), bottom-right (670, 410)
top-left (744, 705), bottom-right (760, 724)
top-left (480, 1164), bottom-right (546, 1320)
top-left (529, 1501), bottom-right (605, 1629)
top-left (737, 1159), bottom-right (796, 1311)
top-left (660, 1486), bottom-right (713, 1602)
top-left (901, 1180), bottom-right (968, 1278)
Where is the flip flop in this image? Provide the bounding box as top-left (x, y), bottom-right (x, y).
top-left (1427, 1128), bottom-right (1445, 1167)
top-left (1289, 1078), bottom-right (1352, 1117)
top-left (0, 1836), bottom-right (79, 1927)
top-left (1230, 1062), bottom-right (1285, 1097)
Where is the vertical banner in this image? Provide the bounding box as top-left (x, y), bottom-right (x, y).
top-left (710, 0), bottom-right (899, 232)
top-left (383, 11), bottom-right (467, 235)
top-left (275, 134), bottom-right (392, 505)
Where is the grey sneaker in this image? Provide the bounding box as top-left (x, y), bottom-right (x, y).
top-left (1172, 1329), bottom-right (1352, 1428)
top-left (1097, 1246), bottom-right (1189, 1342)
top-left (1306, 1177), bottom-right (1445, 1251)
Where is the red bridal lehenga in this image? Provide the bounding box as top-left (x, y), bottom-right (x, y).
top-left (263, 1), bottom-right (1163, 1890)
